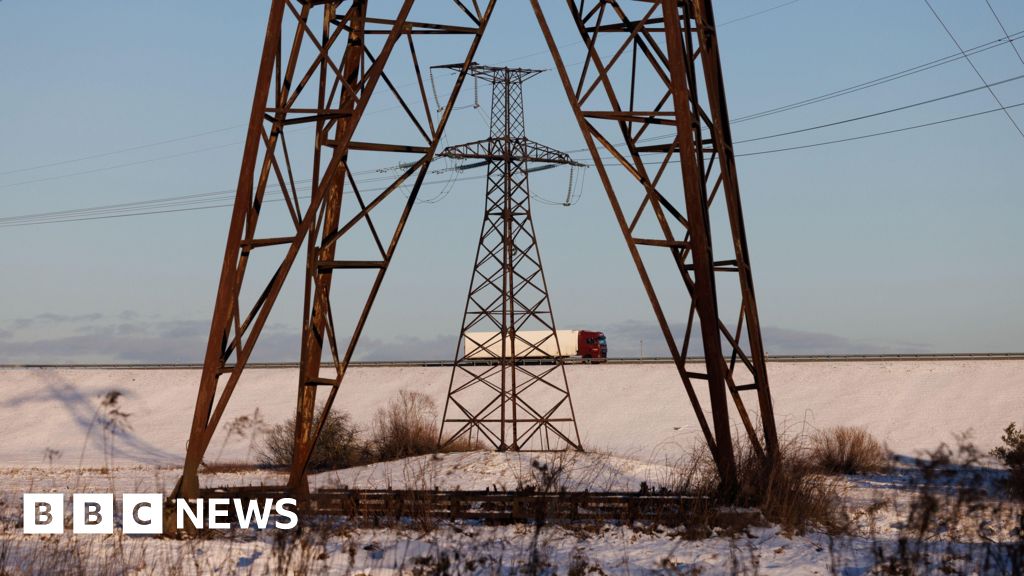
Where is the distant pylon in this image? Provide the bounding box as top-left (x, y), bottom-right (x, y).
top-left (437, 64), bottom-right (583, 452)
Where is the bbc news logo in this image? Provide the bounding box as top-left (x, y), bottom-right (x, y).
top-left (23, 493), bottom-right (298, 534)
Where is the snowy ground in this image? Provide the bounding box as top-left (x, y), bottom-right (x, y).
top-left (0, 360), bottom-right (1021, 468)
top-left (0, 361), bottom-right (1021, 573)
top-left (0, 451), bottom-right (1019, 574)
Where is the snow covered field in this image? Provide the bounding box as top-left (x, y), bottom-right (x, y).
top-left (0, 360), bottom-right (1020, 468)
top-left (0, 451), bottom-right (1019, 575)
top-left (0, 360), bottom-right (1021, 574)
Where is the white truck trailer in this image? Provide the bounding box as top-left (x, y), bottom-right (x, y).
top-left (463, 330), bottom-right (607, 360)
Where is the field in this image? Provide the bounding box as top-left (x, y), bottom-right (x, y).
top-left (0, 360), bottom-right (1022, 574)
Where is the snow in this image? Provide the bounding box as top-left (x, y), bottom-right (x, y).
top-left (0, 359), bottom-right (1020, 467)
top-left (312, 450), bottom-right (684, 492)
top-left (0, 458), bottom-right (1015, 574)
top-left (0, 360), bottom-right (1021, 574)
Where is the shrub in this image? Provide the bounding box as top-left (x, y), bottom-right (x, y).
top-left (735, 438), bottom-right (844, 534)
top-left (368, 390), bottom-right (445, 461)
top-left (257, 410), bottom-right (363, 471)
top-left (810, 426), bottom-right (889, 475)
top-left (991, 422), bottom-right (1024, 499)
top-left (674, 436), bottom-right (845, 535)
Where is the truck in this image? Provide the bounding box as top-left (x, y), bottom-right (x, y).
top-left (463, 330), bottom-right (607, 361)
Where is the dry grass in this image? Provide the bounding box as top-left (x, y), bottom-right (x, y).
top-left (810, 426), bottom-right (890, 475)
top-left (736, 438), bottom-right (845, 534)
top-left (254, 391), bottom-right (477, 473)
top-left (368, 390), bottom-right (477, 462)
top-left (669, 434), bottom-right (845, 537)
top-left (992, 422), bottom-right (1024, 499)
top-left (200, 462), bottom-right (266, 474)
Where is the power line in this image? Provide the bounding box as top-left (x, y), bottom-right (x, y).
top-left (717, 0), bottom-right (802, 27)
top-left (11, 96), bottom-right (1024, 229)
top-left (0, 125), bottom-right (244, 178)
top-left (0, 142), bottom-right (242, 191)
top-left (923, 0), bottom-right (1024, 140)
top-left (733, 28), bottom-right (1024, 124)
top-left (985, 0), bottom-right (1024, 69)
top-left (0, 170), bottom-right (492, 228)
top-left (5, 23), bottom-right (1021, 189)
top-left (572, 98), bottom-right (1024, 164)
top-left (598, 72), bottom-right (1024, 151)
top-left (556, 32), bottom-right (1024, 156)
top-left (736, 99), bottom-right (1024, 157)
top-left (734, 72), bottom-right (1024, 145)
top-left (0, 2), bottom-right (812, 182)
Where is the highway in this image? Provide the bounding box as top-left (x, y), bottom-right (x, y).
top-left (3, 352), bottom-right (1022, 370)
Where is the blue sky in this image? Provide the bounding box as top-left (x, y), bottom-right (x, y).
top-left (1, 0), bottom-right (1023, 362)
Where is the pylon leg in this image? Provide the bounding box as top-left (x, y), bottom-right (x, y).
top-left (530, 0), bottom-right (780, 487)
top-left (176, 0), bottom-right (499, 497)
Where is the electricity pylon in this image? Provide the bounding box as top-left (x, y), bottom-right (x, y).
top-left (436, 64), bottom-right (583, 452)
top-left (176, 0), bottom-right (779, 499)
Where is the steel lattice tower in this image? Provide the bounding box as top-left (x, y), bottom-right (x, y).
top-left (436, 65), bottom-right (583, 452)
top-left (175, 0), bottom-right (780, 500)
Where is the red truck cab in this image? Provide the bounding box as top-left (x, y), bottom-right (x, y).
top-left (578, 330), bottom-right (608, 361)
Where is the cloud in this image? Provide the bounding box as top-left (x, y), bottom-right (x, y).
top-left (11, 312), bottom-right (103, 330)
top-left (598, 319), bottom-right (930, 357)
top-left (0, 311), bottom-right (931, 364)
top-left (357, 334), bottom-right (456, 362)
top-left (0, 312), bottom-right (300, 364)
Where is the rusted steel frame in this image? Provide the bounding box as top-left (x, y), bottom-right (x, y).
top-left (573, 1), bottom-right (726, 444)
top-left (258, 130), bottom-right (302, 227)
top-left (363, 50), bottom-right (431, 142)
top-left (406, 35), bottom-right (436, 136)
top-left (281, 27), bottom-right (350, 115)
top-left (276, 134), bottom-right (304, 223)
top-left (182, 0), bottom-right (416, 498)
top-left (614, 4), bottom-right (766, 457)
top-left (576, 3), bottom-right (659, 106)
top-left (576, 1), bottom-right (676, 111)
top-left (289, 0), bottom-right (500, 485)
top-left (585, 126), bottom-right (688, 226)
top-left (284, 2), bottom-right (350, 90)
top-left (292, 0), bottom-right (366, 497)
top-left (570, 13), bottom-right (690, 233)
top-left (344, 172), bottom-right (387, 257)
top-left (512, 366), bottom-right (572, 400)
top-left (230, 1), bottom-right (317, 348)
top-left (322, 158), bottom-right (427, 245)
top-left (466, 266), bottom-right (505, 311)
top-left (451, 0), bottom-right (480, 25)
top-left (531, 0), bottom-right (721, 462)
top-left (220, 0), bottom-right (323, 365)
top-left (361, 17), bottom-right (477, 35)
top-left (692, 0), bottom-right (778, 459)
top-left (658, 0), bottom-right (738, 484)
top-left (178, 0), bottom-right (288, 500)
top-left (571, 1), bottom-right (607, 101)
